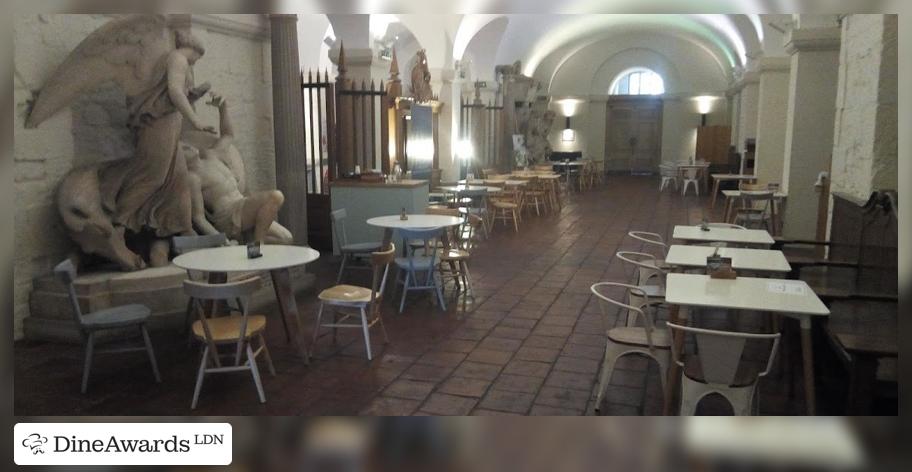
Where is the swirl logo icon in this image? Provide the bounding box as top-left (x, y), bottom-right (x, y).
top-left (22, 434), bottom-right (48, 455)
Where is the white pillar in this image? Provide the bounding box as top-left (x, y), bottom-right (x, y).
top-left (754, 56), bottom-right (791, 185)
top-left (736, 72), bottom-right (759, 154)
top-left (433, 67), bottom-right (461, 182)
top-left (270, 14), bottom-right (308, 244)
top-left (780, 25), bottom-right (841, 239)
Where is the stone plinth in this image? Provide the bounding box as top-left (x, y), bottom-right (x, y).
top-left (26, 264), bottom-right (315, 343)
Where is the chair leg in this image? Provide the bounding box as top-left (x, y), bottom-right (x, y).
top-left (259, 333), bottom-right (276, 376)
top-left (81, 331), bottom-right (95, 394)
top-left (310, 303), bottom-right (325, 357)
top-left (191, 346), bottom-right (208, 409)
top-left (247, 344), bottom-right (266, 404)
top-left (462, 261), bottom-right (474, 296)
top-left (679, 377), bottom-right (706, 416)
top-left (593, 345), bottom-right (619, 414)
top-left (399, 271), bottom-right (411, 314)
top-left (141, 324), bottom-right (161, 383)
top-left (360, 307), bottom-right (373, 361)
top-left (433, 269), bottom-right (447, 311)
top-left (336, 253), bottom-right (349, 284)
top-left (512, 210), bottom-right (519, 233)
top-left (185, 298), bottom-right (194, 347)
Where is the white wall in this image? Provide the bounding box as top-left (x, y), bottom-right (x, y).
top-left (538, 32), bottom-right (730, 166)
top-left (12, 14), bottom-right (274, 339)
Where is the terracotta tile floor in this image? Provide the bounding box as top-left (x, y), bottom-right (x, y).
top-left (15, 176), bottom-right (832, 415)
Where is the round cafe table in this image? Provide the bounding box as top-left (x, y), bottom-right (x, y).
top-left (367, 214), bottom-right (464, 250)
top-left (173, 244), bottom-right (320, 362)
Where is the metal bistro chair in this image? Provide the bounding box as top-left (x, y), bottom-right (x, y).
top-left (591, 282), bottom-right (671, 414)
top-left (615, 251), bottom-right (667, 327)
top-left (184, 276), bottom-right (275, 409)
top-left (312, 244), bottom-right (396, 361)
top-left (394, 227), bottom-right (447, 313)
top-left (331, 209), bottom-right (383, 284)
top-left (681, 167), bottom-right (700, 196)
top-left (172, 233), bottom-right (229, 342)
top-left (627, 231), bottom-right (669, 261)
top-left (666, 322), bottom-right (781, 416)
top-left (659, 164), bottom-right (678, 192)
top-left (54, 259), bottom-right (161, 394)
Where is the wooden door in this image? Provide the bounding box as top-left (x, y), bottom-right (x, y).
top-left (696, 126), bottom-right (732, 166)
top-left (605, 97), bottom-right (663, 174)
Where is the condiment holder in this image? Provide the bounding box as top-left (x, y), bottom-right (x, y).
top-left (246, 241), bottom-right (262, 259)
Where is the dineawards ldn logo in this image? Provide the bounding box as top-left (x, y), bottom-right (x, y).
top-left (14, 423), bottom-right (232, 466)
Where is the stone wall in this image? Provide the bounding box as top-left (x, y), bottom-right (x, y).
top-left (830, 14), bottom-right (898, 202)
top-left (12, 14), bottom-right (274, 340)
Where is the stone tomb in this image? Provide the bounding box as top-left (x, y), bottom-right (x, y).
top-left (27, 265), bottom-right (314, 343)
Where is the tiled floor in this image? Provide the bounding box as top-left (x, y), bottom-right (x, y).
top-left (15, 176), bottom-right (822, 415)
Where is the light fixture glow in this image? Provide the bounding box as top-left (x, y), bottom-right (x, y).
top-left (457, 139), bottom-right (474, 160)
top-left (557, 98), bottom-right (584, 117)
top-left (694, 95), bottom-right (717, 115)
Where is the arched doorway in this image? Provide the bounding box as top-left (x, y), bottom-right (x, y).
top-left (606, 68), bottom-right (665, 174)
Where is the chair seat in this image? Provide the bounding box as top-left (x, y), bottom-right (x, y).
top-left (637, 284), bottom-right (665, 298)
top-left (395, 256), bottom-right (435, 270)
top-left (683, 355), bottom-right (757, 388)
top-left (319, 284), bottom-right (373, 304)
top-left (341, 241), bottom-right (383, 253)
top-left (607, 327), bottom-right (671, 347)
top-left (492, 201), bottom-right (519, 209)
top-left (192, 314), bottom-right (266, 342)
top-left (439, 249), bottom-right (470, 261)
top-left (83, 304), bottom-right (151, 328)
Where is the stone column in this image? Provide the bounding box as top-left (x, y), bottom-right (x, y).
top-left (727, 89), bottom-right (740, 148)
top-left (736, 72), bottom-right (759, 154)
top-left (270, 14), bottom-right (308, 245)
top-left (780, 25), bottom-right (841, 239)
top-left (433, 67), bottom-right (460, 181)
top-left (830, 14), bottom-right (897, 201)
top-left (754, 56), bottom-right (791, 185)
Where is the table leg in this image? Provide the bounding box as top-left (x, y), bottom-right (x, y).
top-left (710, 179), bottom-right (721, 210)
top-left (663, 304), bottom-right (687, 415)
top-left (270, 268), bottom-right (310, 363)
top-left (724, 197), bottom-right (734, 223)
top-left (799, 317), bottom-right (816, 415)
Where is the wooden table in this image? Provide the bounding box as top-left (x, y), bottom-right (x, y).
top-left (173, 244), bottom-right (321, 362)
top-left (663, 274), bottom-right (830, 415)
top-left (366, 214), bottom-right (465, 251)
top-left (672, 225), bottom-right (775, 247)
top-left (664, 245), bottom-right (791, 274)
top-left (721, 190), bottom-right (787, 234)
top-left (710, 174), bottom-right (758, 209)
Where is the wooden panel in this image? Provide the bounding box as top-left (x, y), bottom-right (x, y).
top-left (696, 126), bottom-right (731, 165)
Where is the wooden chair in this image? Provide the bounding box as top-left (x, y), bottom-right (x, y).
top-left (438, 214), bottom-right (483, 297)
top-left (394, 227), bottom-right (447, 313)
top-left (522, 177), bottom-right (549, 216)
top-left (312, 244), bottom-right (396, 361)
top-left (184, 276), bottom-right (274, 409)
top-left (591, 282), bottom-right (671, 414)
top-left (331, 209), bottom-right (383, 284)
top-left (54, 259), bottom-right (162, 394)
top-left (667, 322), bottom-right (780, 416)
top-left (491, 185), bottom-right (523, 233)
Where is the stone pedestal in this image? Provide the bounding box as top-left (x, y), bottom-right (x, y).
top-left (780, 26), bottom-right (841, 239)
top-left (26, 265), bottom-right (315, 344)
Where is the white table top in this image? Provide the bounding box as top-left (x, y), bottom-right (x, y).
top-left (504, 180), bottom-right (528, 186)
top-left (676, 162), bottom-right (710, 168)
top-left (552, 161), bottom-right (586, 167)
top-left (711, 173), bottom-right (758, 180)
top-left (172, 244), bottom-right (320, 273)
top-left (437, 185), bottom-right (491, 193)
top-left (366, 214), bottom-right (464, 229)
top-left (665, 245), bottom-right (792, 273)
top-left (673, 225), bottom-right (775, 246)
top-left (665, 273), bottom-right (829, 316)
top-left (722, 189), bottom-right (788, 199)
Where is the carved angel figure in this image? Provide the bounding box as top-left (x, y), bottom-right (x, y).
top-left (410, 49), bottom-right (433, 103)
top-left (27, 15), bottom-right (214, 270)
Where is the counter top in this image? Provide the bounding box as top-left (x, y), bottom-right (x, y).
top-left (331, 179), bottom-right (428, 189)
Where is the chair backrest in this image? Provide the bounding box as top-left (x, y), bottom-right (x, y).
top-left (627, 231), bottom-right (667, 257)
top-left (172, 233), bottom-right (228, 255)
top-left (739, 191), bottom-right (773, 212)
top-left (615, 251), bottom-right (665, 287)
top-left (426, 207), bottom-right (459, 217)
top-left (53, 259), bottom-right (84, 325)
top-left (398, 227), bottom-right (443, 269)
top-left (659, 165), bottom-right (677, 177)
top-left (685, 167), bottom-right (699, 179)
top-left (330, 208), bottom-right (349, 248)
top-left (183, 276), bottom-right (263, 363)
top-left (369, 244), bottom-right (396, 309)
top-left (591, 282), bottom-right (661, 348)
top-left (739, 182), bottom-right (766, 191)
top-left (666, 322), bottom-right (781, 387)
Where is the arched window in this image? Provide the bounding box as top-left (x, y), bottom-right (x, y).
top-left (609, 68), bottom-right (665, 95)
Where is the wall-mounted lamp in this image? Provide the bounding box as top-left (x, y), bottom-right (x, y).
top-left (561, 117), bottom-right (575, 142)
top-left (694, 96), bottom-right (716, 127)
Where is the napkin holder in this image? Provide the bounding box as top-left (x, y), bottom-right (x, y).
top-left (707, 255), bottom-right (736, 279)
top-left (246, 241), bottom-right (263, 259)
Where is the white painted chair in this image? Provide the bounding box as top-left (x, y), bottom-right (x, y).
top-left (591, 282), bottom-right (671, 414)
top-left (615, 251), bottom-right (667, 327)
top-left (184, 276), bottom-right (275, 409)
top-left (331, 209), bottom-right (383, 284)
top-left (659, 164), bottom-right (678, 192)
top-left (734, 191), bottom-right (774, 231)
top-left (627, 231), bottom-right (668, 260)
top-left (312, 244), bottom-right (395, 361)
top-left (681, 167), bottom-right (700, 196)
top-left (666, 322), bottom-right (781, 416)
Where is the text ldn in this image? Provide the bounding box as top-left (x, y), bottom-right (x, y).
top-left (55, 436), bottom-right (191, 453)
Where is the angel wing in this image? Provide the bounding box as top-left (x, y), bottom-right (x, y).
top-left (26, 15), bottom-right (177, 128)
